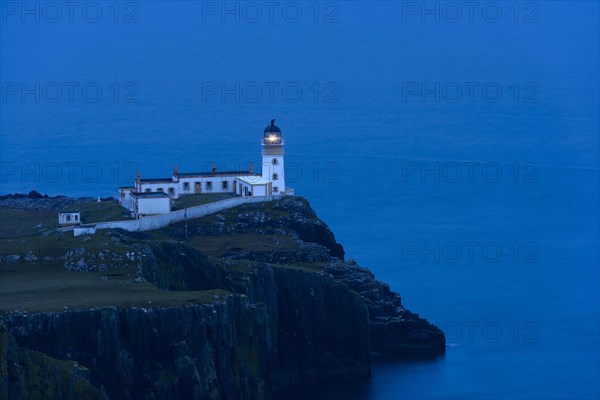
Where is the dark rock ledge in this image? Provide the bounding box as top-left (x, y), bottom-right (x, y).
top-left (0, 195), bottom-right (444, 399)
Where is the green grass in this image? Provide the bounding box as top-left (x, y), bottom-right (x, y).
top-left (0, 195), bottom-right (329, 313)
top-left (161, 199), bottom-right (293, 238)
top-left (0, 202), bottom-right (131, 240)
top-left (0, 207), bottom-right (57, 238)
top-left (0, 262), bottom-right (231, 312)
top-left (188, 233), bottom-right (297, 258)
top-left (201, 199), bottom-right (292, 220)
top-left (270, 263), bottom-right (329, 272)
top-left (1, 227), bottom-right (124, 263)
top-left (218, 258), bottom-right (327, 273)
top-left (65, 200), bottom-right (132, 224)
top-left (171, 193), bottom-right (238, 211)
top-left (0, 223), bottom-right (234, 312)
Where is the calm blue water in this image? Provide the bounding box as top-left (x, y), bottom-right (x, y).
top-left (1, 2), bottom-right (598, 399)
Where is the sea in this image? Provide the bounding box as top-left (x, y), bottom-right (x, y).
top-left (1, 1), bottom-right (598, 399)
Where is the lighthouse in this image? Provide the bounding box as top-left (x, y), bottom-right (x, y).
top-left (119, 119), bottom-right (292, 208)
top-left (262, 119), bottom-right (285, 194)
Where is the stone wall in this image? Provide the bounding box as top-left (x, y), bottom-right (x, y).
top-left (95, 195), bottom-right (283, 233)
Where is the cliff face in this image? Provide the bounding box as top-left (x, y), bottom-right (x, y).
top-left (325, 262), bottom-right (446, 357)
top-left (0, 196), bottom-right (444, 399)
top-left (222, 264), bottom-right (371, 388)
top-left (0, 324), bottom-right (107, 400)
top-left (1, 266), bottom-right (372, 399)
top-left (2, 296), bottom-right (272, 400)
top-left (139, 243), bottom-right (372, 390)
top-left (271, 267), bottom-right (370, 386)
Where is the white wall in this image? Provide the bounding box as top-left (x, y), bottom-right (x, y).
top-left (238, 181), bottom-right (251, 196)
top-left (137, 175), bottom-right (254, 198)
top-left (262, 154), bottom-right (285, 194)
top-left (236, 181), bottom-right (269, 196)
top-left (59, 212), bottom-right (80, 225)
top-left (119, 189), bottom-right (135, 211)
top-left (137, 197), bottom-right (170, 215)
top-left (95, 195), bottom-right (282, 232)
top-left (74, 226), bottom-right (97, 236)
top-left (252, 185), bottom-right (269, 196)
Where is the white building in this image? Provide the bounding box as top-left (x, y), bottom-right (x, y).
top-left (131, 192), bottom-right (171, 217)
top-left (58, 212), bottom-right (81, 225)
top-left (119, 120), bottom-right (292, 215)
top-left (259, 119), bottom-right (286, 194)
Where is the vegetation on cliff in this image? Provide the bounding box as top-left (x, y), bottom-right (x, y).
top-left (0, 195), bottom-right (444, 399)
top-left (0, 324), bottom-right (107, 399)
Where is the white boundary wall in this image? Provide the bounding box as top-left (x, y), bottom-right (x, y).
top-left (74, 226), bottom-right (97, 236)
top-left (95, 195), bottom-right (282, 233)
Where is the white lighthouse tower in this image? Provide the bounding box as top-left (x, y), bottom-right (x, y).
top-left (262, 119), bottom-right (285, 194)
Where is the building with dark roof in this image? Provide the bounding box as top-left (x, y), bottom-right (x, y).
top-left (118, 120), bottom-right (293, 215)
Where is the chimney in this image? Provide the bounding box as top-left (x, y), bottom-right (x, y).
top-left (172, 164), bottom-right (179, 182)
top-left (212, 163), bottom-right (216, 176)
top-left (249, 162), bottom-right (253, 173)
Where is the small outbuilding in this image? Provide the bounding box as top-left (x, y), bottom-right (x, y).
top-left (131, 192), bottom-right (171, 217)
top-left (58, 212), bottom-right (81, 225)
top-left (236, 176), bottom-right (273, 197)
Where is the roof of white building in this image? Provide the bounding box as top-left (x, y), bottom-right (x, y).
top-left (139, 178), bottom-right (175, 183)
top-left (139, 171), bottom-right (260, 183)
top-left (264, 119), bottom-right (281, 133)
top-left (178, 171), bottom-right (259, 178)
top-left (236, 175), bottom-right (271, 185)
top-left (131, 192), bottom-right (169, 198)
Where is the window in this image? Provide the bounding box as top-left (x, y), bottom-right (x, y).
top-left (206, 181), bottom-right (213, 191)
top-left (66, 215), bottom-right (71, 221)
top-left (272, 158), bottom-right (279, 165)
top-left (168, 188), bottom-right (175, 196)
top-left (145, 188), bottom-right (151, 193)
top-left (158, 188), bottom-right (163, 192)
top-left (273, 186), bottom-right (279, 193)
top-left (74, 215), bottom-right (78, 221)
top-left (272, 173), bottom-right (279, 181)
top-left (222, 181), bottom-right (228, 190)
top-left (183, 182), bottom-right (190, 191)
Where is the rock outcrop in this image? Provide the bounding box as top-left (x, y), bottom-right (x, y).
top-left (326, 262), bottom-right (446, 357)
top-left (0, 195), bottom-right (444, 399)
top-left (2, 296), bottom-right (272, 400)
top-left (0, 324), bottom-right (107, 400)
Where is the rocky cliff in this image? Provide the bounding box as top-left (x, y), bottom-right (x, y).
top-left (0, 195), bottom-right (444, 399)
top-left (1, 297), bottom-right (272, 400)
top-left (0, 324), bottom-right (107, 399)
